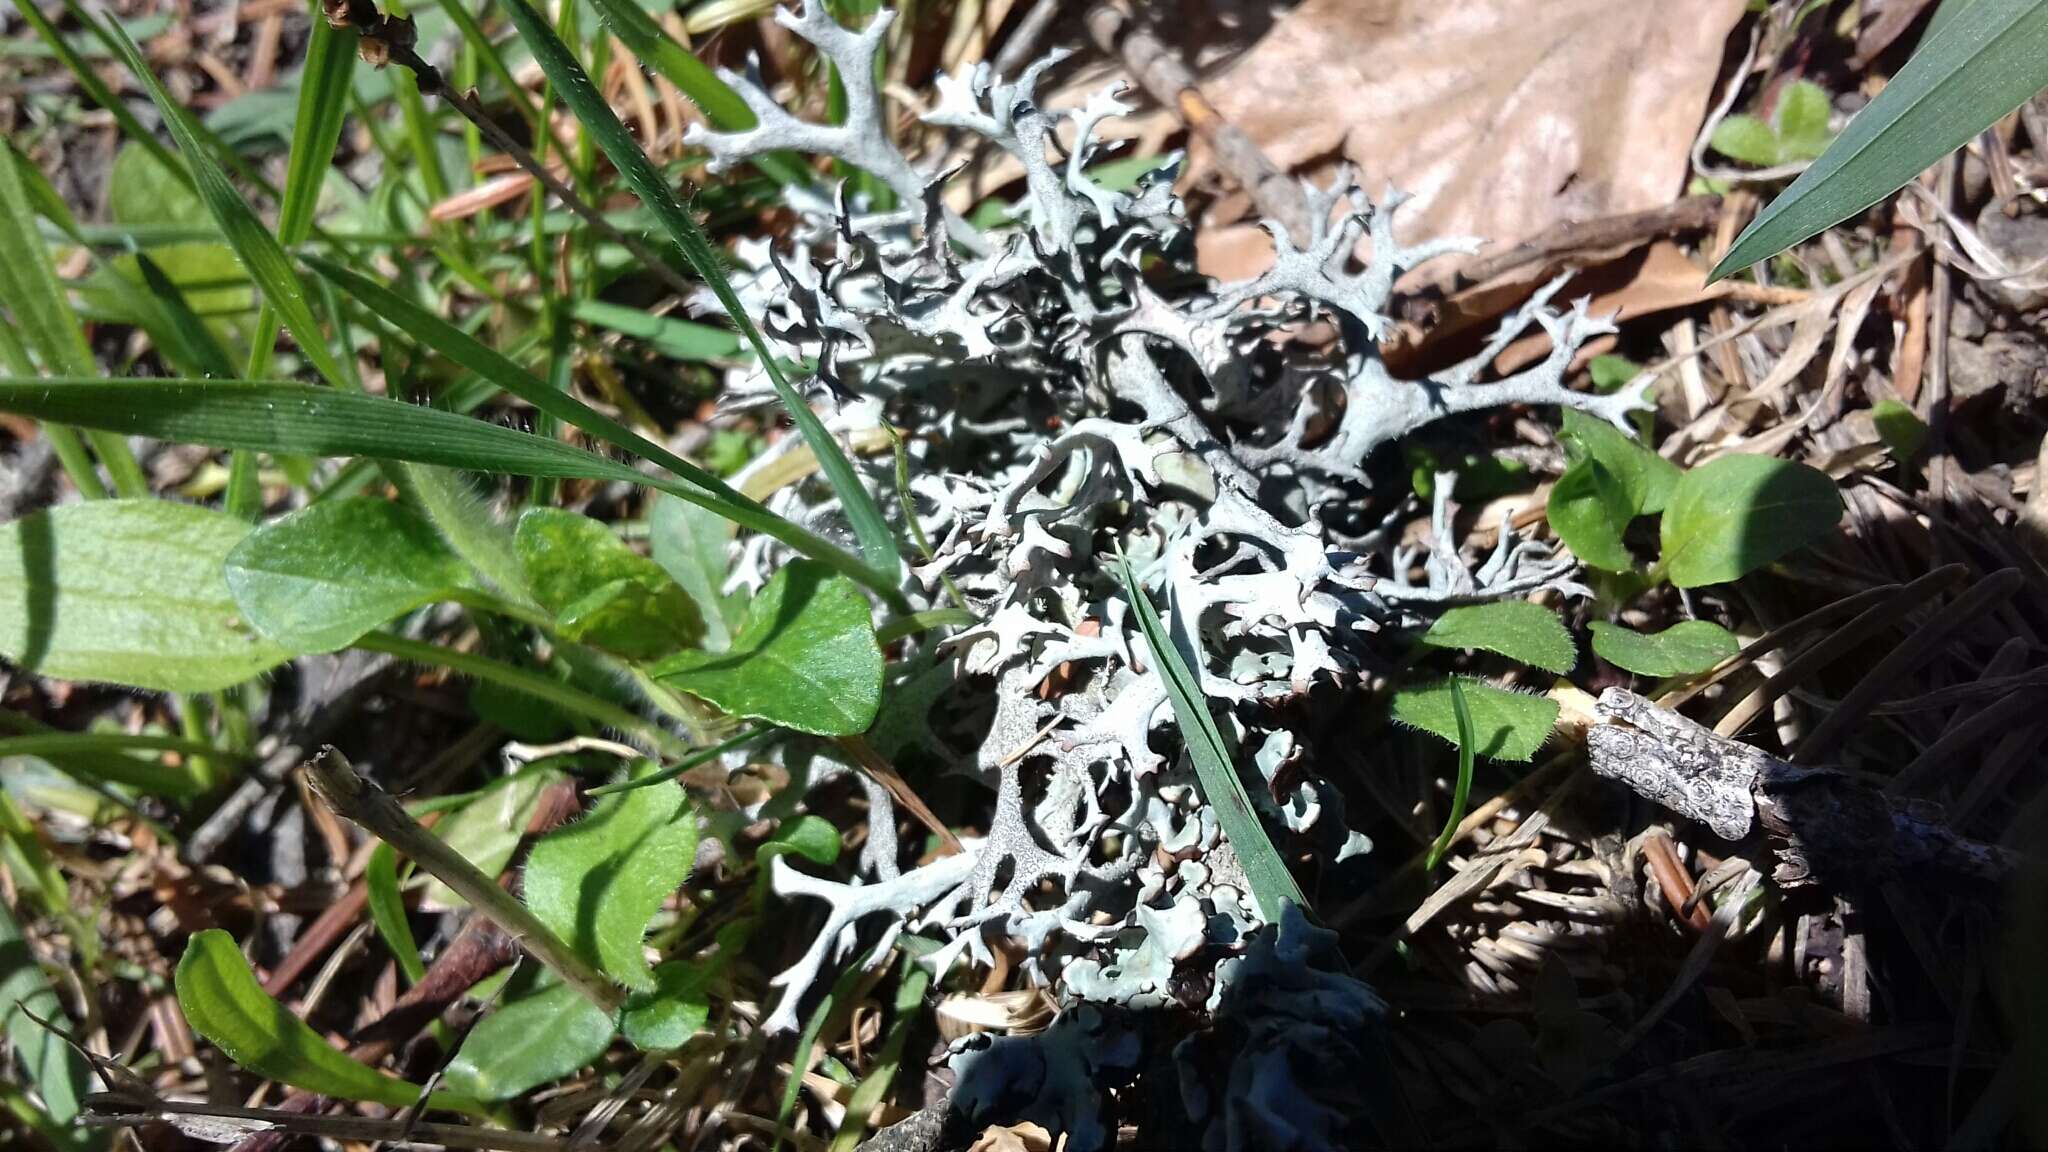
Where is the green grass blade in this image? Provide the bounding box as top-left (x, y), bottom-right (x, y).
top-left (0, 378), bottom-right (899, 604)
top-left (308, 256), bottom-right (772, 517)
top-left (584, 0), bottom-right (810, 185)
top-left (499, 0), bottom-right (902, 584)
top-left (1424, 678), bottom-right (1477, 871)
top-left (279, 18), bottom-right (358, 249)
top-left (1113, 550), bottom-right (1305, 921)
top-left (105, 24), bottom-right (348, 391)
top-left (1710, 0), bottom-right (2048, 281)
top-left (133, 255), bottom-right (238, 380)
top-left (0, 139), bottom-right (146, 498)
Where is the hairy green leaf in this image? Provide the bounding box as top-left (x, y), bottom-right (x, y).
top-left (441, 972), bottom-right (615, 1101)
top-left (1589, 620), bottom-right (1740, 677)
top-left (1546, 456), bottom-right (1637, 572)
top-left (1114, 552), bottom-right (1305, 920)
top-left (1420, 601), bottom-right (1575, 674)
top-left (515, 508), bottom-right (702, 659)
top-left (1659, 454), bottom-right (1843, 587)
top-left (1711, 0), bottom-right (2048, 280)
top-left (499, 0), bottom-right (902, 583)
top-left (522, 774), bottom-right (697, 992)
top-left (175, 929), bottom-right (435, 1108)
top-left (619, 959), bottom-right (713, 1051)
top-left (225, 499), bottom-right (481, 653)
top-left (1389, 677), bottom-right (1558, 762)
top-left (652, 561), bottom-right (882, 736)
top-left (1560, 410), bottom-right (1679, 516)
top-left (0, 501), bottom-right (291, 692)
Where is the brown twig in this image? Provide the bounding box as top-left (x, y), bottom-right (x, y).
top-left (1456, 196), bottom-right (1725, 287)
top-left (302, 747), bottom-right (624, 1015)
top-left (1084, 4), bottom-right (1307, 241)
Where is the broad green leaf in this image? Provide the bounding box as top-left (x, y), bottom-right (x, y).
top-left (1114, 552), bottom-right (1305, 920)
top-left (522, 774), bottom-right (697, 992)
top-left (0, 377), bottom-right (891, 600)
top-left (514, 508), bottom-right (702, 659)
top-left (1711, 0), bottom-right (2048, 281)
top-left (1589, 620), bottom-right (1740, 677)
top-left (0, 501), bottom-right (291, 693)
top-left (106, 27), bottom-right (347, 389)
top-left (1546, 456), bottom-right (1637, 572)
top-left (365, 844), bottom-right (425, 985)
top-left (100, 144), bottom-right (251, 323)
top-left (0, 895), bottom-right (91, 1127)
top-left (225, 499), bottom-right (481, 653)
top-left (649, 493), bottom-right (742, 651)
top-left (175, 930), bottom-right (431, 1108)
top-left (419, 767), bottom-right (560, 910)
top-left (651, 561), bottom-right (882, 736)
top-left (1587, 354), bottom-right (1644, 393)
top-left (759, 814), bottom-right (843, 869)
top-left (441, 972), bottom-right (616, 1101)
top-left (1389, 677), bottom-right (1558, 762)
top-left (1708, 115), bottom-right (1784, 167)
top-left (1872, 399), bottom-right (1929, 460)
top-left (1420, 601), bottom-right (1575, 674)
top-left (500, 0), bottom-right (903, 583)
top-left (573, 300), bottom-right (746, 362)
top-left (619, 959), bottom-right (712, 1051)
top-left (1659, 455), bottom-right (1843, 587)
top-left (1773, 81), bottom-right (1834, 162)
top-left (1560, 409), bottom-right (1679, 516)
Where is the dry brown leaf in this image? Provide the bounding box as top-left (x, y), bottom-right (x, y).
top-left (1194, 0), bottom-right (1748, 283)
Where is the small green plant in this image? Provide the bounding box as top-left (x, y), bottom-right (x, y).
top-left (1710, 79), bottom-right (1835, 167)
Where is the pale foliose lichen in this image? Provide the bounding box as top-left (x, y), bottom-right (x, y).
top-left (690, 3), bottom-right (1642, 1142)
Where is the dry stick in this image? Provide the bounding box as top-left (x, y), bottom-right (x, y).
top-left (1792, 567), bottom-right (2023, 764)
top-left (302, 746), bottom-right (625, 1015)
top-left (1083, 4), bottom-right (1307, 241)
top-left (1455, 195), bottom-right (1725, 287)
top-left (86, 1099), bottom-right (572, 1152)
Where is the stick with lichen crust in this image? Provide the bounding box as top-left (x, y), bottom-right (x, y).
top-left (301, 746), bottom-right (626, 1015)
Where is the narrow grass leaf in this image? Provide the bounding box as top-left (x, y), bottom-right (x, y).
top-left (175, 929), bottom-right (441, 1108)
top-left (0, 378), bottom-right (895, 600)
top-left (310, 257), bottom-right (764, 514)
top-left (1113, 552), bottom-right (1304, 921)
top-left (1423, 678), bottom-right (1477, 871)
top-left (572, 298), bottom-right (744, 361)
top-left (650, 561), bottom-right (883, 737)
top-left (11, 0), bottom-right (188, 191)
top-left (1420, 601), bottom-right (1575, 674)
top-left (522, 774), bottom-right (697, 992)
top-left (1711, 0), bottom-right (2048, 281)
top-left (0, 501), bottom-right (293, 693)
top-left (500, 0), bottom-right (901, 582)
top-left (0, 140), bottom-right (146, 497)
top-left (365, 844), bottom-right (427, 985)
top-left (106, 25), bottom-right (347, 388)
top-left (279, 19), bottom-right (356, 247)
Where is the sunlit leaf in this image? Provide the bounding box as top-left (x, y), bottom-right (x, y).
top-left (1659, 455), bottom-right (1842, 587)
top-left (522, 774), bottom-right (697, 992)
